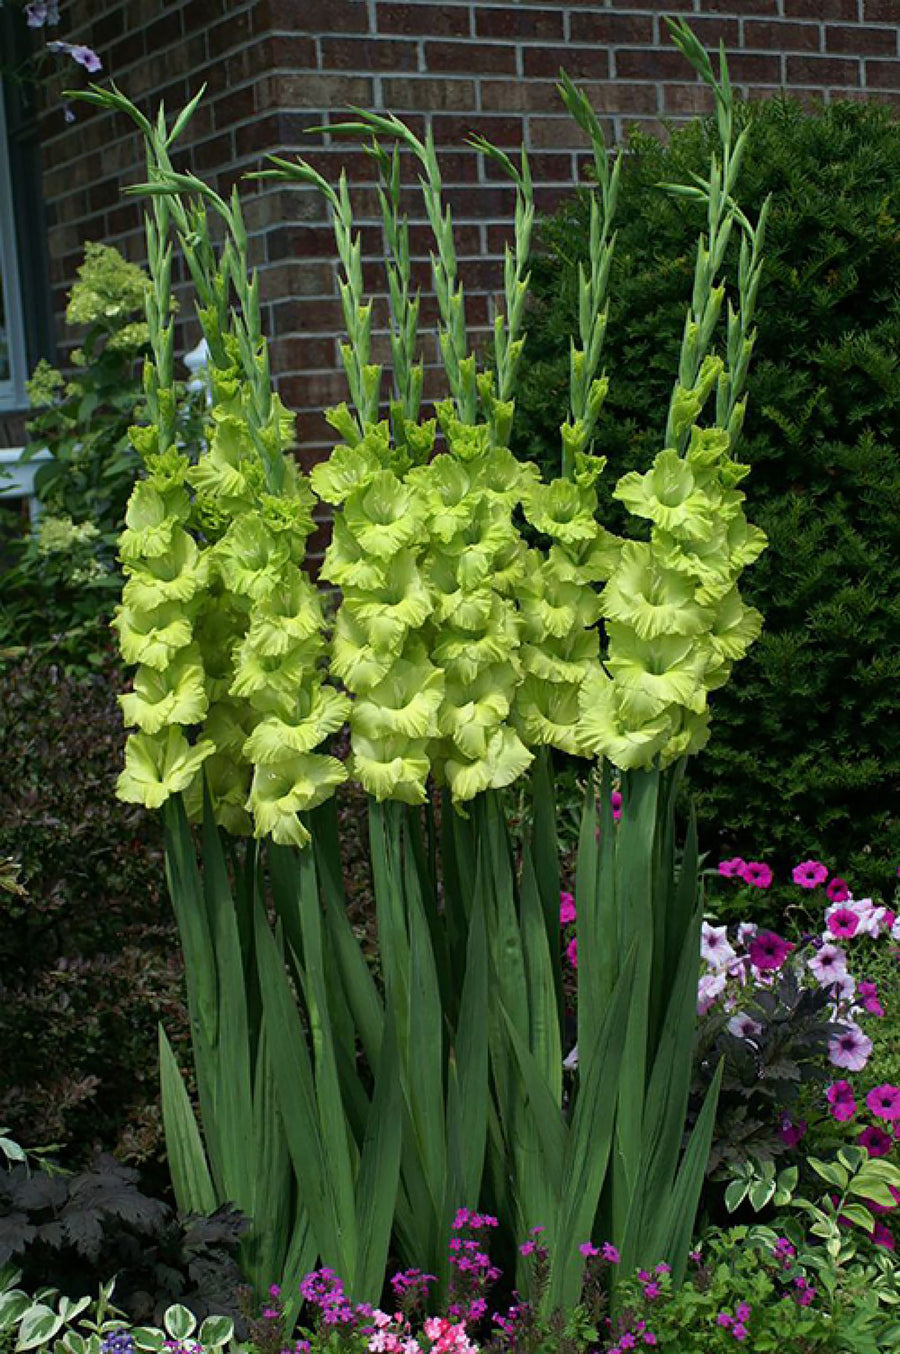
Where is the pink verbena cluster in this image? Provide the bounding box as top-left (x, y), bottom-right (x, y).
top-left (448, 1209), bottom-right (501, 1325)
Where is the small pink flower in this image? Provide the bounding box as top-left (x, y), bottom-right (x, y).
top-left (826, 877), bottom-right (850, 903)
top-left (718, 857), bottom-right (746, 879)
top-left (559, 891), bottom-right (576, 926)
top-left (858, 1124), bottom-right (893, 1157)
top-left (740, 861), bottom-right (773, 889)
top-left (579, 1241), bottom-right (598, 1257)
top-left (826, 1080), bottom-right (857, 1121)
top-left (808, 943), bottom-right (848, 986)
top-left (829, 1022), bottom-right (873, 1072)
top-left (602, 1242), bottom-right (620, 1264)
top-left (732, 1323), bottom-right (749, 1342)
top-left (793, 859), bottom-right (829, 889)
top-left (566, 936), bottom-right (577, 969)
top-left (611, 789), bottom-right (623, 821)
top-left (858, 980), bottom-right (884, 1017)
top-left (748, 930), bottom-right (795, 971)
top-left (826, 907), bottom-right (859, 939)
top-left (866, 1084), bottom-right (900, 1121)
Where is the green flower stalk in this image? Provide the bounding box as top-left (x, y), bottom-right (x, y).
top-left (78, 83), bottom-right (347, 848)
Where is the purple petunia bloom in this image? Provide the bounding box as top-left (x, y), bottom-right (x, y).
top-left (858, 1124), bottom-right (893, 1157)
top-left (45, 39), bottom-right (102, 72)
top-left (559, 891), bottom-right (576, 926)
top-left (808, 942), bottom-right (848, 986)
top-left (748, 930), bottom-right (795, 971)
top-left (826, 1080), bottom-right (857, 1122)
top-left (826, 876), bottom-right (851, 903)
top-left (718, 857), bottom-right (746, 879)
top-left (779, 1116), bottom-right (807, 1147)
top-left (792, 859), bottom-right (829, 889)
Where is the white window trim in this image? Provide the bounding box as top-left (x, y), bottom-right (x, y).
top-left (0, 82), bottom-right (28, 411)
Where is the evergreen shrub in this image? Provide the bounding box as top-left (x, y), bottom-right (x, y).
top-left (514, 98), bottom-right (900, 896)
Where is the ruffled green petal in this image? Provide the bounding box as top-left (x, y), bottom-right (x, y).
top-left (310, 441), bottom-right (383, 505)
top-left (119, 645), bottom-right (208, 733)
top-left (117, 728), bottom-right (215, 809)
top-left (188, 410), bottom-right (266, 502)
top-left (351, 658), bottom-right (443, 741)
top-left (244, 573), bottom-right (324, 657)
top-left (243, 684), bottom-right (351, 763)
top-left (229, 635), bottom-right (323, 702)
top-left (605, 623), bottom-right (710, 721)
top-left (576, 668), bottom-right (672, 770)
top-left (514, 675), bottom-right (583, 755)
top-left (121, 529), bottom-right (210, 610)
top-left (349, 733), bottom-right (430, 805)
top-left (524, 478), bottom-right (598, 545)
top-left (119, 480), bottom-right (191, 561)
top-left (215, 514), bottom-right (291, 602)
top-left (330, 608), bottom-right (396, 693)
top-left (247, 753), bottom-right (347, 846)
top-left (599, 541), bottom-right (713, 641)
top-left (432, 598), bottom-right (520, 684)
top-left (182, 753), bottom-right (254, 835)
top-left (613, 448), bottom-right (715, 541)
top-left (442, 726), bottom-right (533, 802)
top-left (343, 471), bottom-right (425, 558)
top-left (344, 551), bottom-right (432, 651)
top-left (321, 513), bottom-right (389, 591)
top-left (112, 600), bottom-right (194, 671)
top-left (657, 707), bottom-right (711, 767)
top-left (707, 589), bottom-right (763, 662)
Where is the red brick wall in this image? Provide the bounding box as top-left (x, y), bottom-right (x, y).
top-left (32, 0), bottom-right (900, 467)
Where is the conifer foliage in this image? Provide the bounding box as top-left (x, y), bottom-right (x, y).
top-left (514, 98), bottom-right (900, 894)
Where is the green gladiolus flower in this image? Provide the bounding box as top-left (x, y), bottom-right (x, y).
top-left (604, 624), bottom-right (711, 721)
top-left (182, 751), bottom-right (253, 835)
top-left (321, 514), bottom-right (389, 591)
top-left (599, 541), bottom-right (713, 641)
top-left (121, 528), bottom-right (210, 610)
top-left (613, 448), bottom-right (715, 541)
top-left (247, 753), bottom-right (347, 847)
top-left (343, 471), bottom-right (426, 559)
top-left (188, 411), bottom-right (267, 503)
top-left (524, 478), bottom-right (598, 545)
top-left (117, 727), bottom-right (216, 809)
top-left (119, 644), bottom-right (209, 733)
top-left (119, 480), bottom-right (191, 561)
top-left (215, 513), bottom-right (292, 603)
top-left (243, 573), bottom-right (324, 657)
top-left (350, 654), bottom-right (443, 742)
top-left (310, 439), bottom-right (383, 504)
top-left (243, 684), bottom-right (351, 763)
top-left (349, 732), bottom-right (431, 806)
top-left (229, 634), bottom-right (324, 703)
top-left (576, 667), bottom-right (673, 769)
top-left (441, 724), bottom-right (532, 802)
top-left (515, 675), bottom-right (583, 756)
top-left (112, 600), bottom-right (194, 671)
top-left (707, 587), bottom-right (764, 662)
top-left (331, 608), bottom-right (396, 694)
top-left (431, 598), bottom-right (520, 685)
top-left (343, 551), bottom-right (433, 654)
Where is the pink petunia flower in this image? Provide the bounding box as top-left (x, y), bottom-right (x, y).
top-left (826, 876), bottom-right (851, 903)
top-left (559, 891), bottom-right (576, 926)
top-left (566, 936), bottom-right (577, 969)
top-left (829, 1022), bottom-right (873, 1072)
top-left (741, 861), bottom-right (773, 889)
top-left (826, 1080), bottom-right (857, 1122)
top-left (858, 1124), bottom-right (894, 1157)
top-left (825, 906), bottom-right (859, 939)
top-left (718, 857), bottom-right (746, 879)
top-left (748, 930), bottom-right (795, 971)
top-left (793, 859), bottom-right (829, 889)
top-left (808, 943), bottom-right (848, 986)
top-left (697, 972), bottom-right (726, 1015)
top-left (866, 1084), bottom-right (900, 1121)
top-left (701, 921), bottom-right (737, 969)
top-left (728, 1011), bottom-right (763, 1040)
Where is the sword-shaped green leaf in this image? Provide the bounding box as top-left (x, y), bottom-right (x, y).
top-left (158, 1024), bottom-right (216, 1217)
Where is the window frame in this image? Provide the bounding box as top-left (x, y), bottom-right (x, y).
top-left (0, 81), bottom-right (29, 412)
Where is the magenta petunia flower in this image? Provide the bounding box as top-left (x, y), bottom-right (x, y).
top-left (559, 891), bottom-right (576, 926)
top-left (866, 1084), bottom-right (900, 1121)
top-left (826, 1080), bottom-right (857, 1122)
top-left (718, 857), bottom-right (746, 879)
top-left (793, 859), bottom-right (829, 889)
top-left (858, 980), bottom-right (884, 1017)
top-left (749, 930), bottom-right (795, 971)
top-left (858, 1124), bottom-right (893, 1157)
top-left (741, 861), bottom-right (773, 889)
top-left (779, 1116), bottom-right (807, 1147)
top-left (566, 936), bottom-right (577, 969)
top-left (826, 877), bottom-right (850, 903)
top-left (826, 906), bottom-right (859, 939)
top-left (829, 1023), bottom-right (873, 1072)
